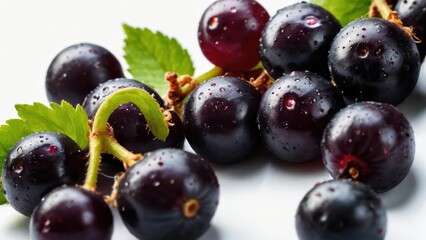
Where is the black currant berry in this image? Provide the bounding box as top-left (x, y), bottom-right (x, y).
top-left (260, 2), bottom-right (341, 79)
top-left (328, 18), bottom-right (421, 105)
top-left (396, 0), bottom-right (426, 58)
top-left (322, 101), bottom-right (415, 193)
top-left (182, 76), bottom-right (261, 164)
top-left (198, 0), bottom-right (270, 72)
top-left (46, 43), bottom-right (124, 106)
top-left (2, 132), bottom-right (87, 216)
top-left (296, 179), bottom-right (387, 240)
top-left (117, 148), bottom-right (219, 240)
top-left (30, 186), bottom-right (113, 240)
top-left (83, 78), bottom-right (185, 155)
top-left (258, 71), bottom-right (346, 163)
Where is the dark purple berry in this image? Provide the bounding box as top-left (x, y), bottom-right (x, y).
top-left (30, 186), bottom-right (113, 240)
top-left (322, 101), bottom-right (415, 193)
top-left (46, 43), bottom-right (124, 106)
top-left (296, 179), bottom-right (387, 240)
top-left (396, 0), bottom-right (426, 58)
top-left (117, 148), bottom-right (219, 240)
top-left (328, 18), bottom-right (421, 105)
top-left (2, 132), bottom-right (87, 216)
top-left (257, 71), bottom-right (346, 163)
top-left (198, 0), bottom-right (270, 71)
top-left (260, 2), bottom-right (341, 79)
top-left (183, 76), bottom-right (261, 164)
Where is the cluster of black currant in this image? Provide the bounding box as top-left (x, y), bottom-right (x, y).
top-left (183, 0), bottom-right (421, 239)
top-left (3, 41), bottom-right (220, 239)
top-left (0, 0), bottom-right (424, 239)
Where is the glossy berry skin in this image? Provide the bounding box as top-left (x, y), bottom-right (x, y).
top-left (328, 18), bottom-right (420, 105)
top-left (198, 0), bottom-right (270, 71)
top-left (296, 179), bottom-right (387, 240)
top-left (183, 76), bottom-right (261, 164)
top-left (83, 78), bottom-right (185, 154)
top-left (30, 186), bottom-right (113, 240)
top-left (2, 132), bottom-right (86, 216)
top-left (46, 43), bottom-right (124, 106)
top-left (260, 2), bottom-right (341, 79)
top-left (257, 71), bottom-right (346, 163)
top-left (117, 148), bottom-right (219, 240)
top-left (322, 102), bottom-right (415, 193)
top-left (396, 0), bottom-right (426, 58)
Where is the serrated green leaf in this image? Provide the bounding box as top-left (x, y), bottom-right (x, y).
top-left (311, 0), bottom-right (370, 26)
top-left (0, 186), bottom-right (7, 205)
top-left (14, 101), bottom-right (90, 149)
top-left (123, 24), bottom-right (195, 97)
top-left (0, 101), bottom-right (90, 204)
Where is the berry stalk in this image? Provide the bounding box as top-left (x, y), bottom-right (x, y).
top-left (373, 0), bottom-right (393, 19)
top-left (82, 87), bottom-right (169, 190)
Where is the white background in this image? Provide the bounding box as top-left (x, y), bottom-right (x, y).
top-left (0, 0), bottom-right (425, 239)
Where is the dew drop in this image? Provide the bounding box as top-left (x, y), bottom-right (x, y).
top-left (356, 44), bottom-right (369, 58)
top-left (304, 15), bottom-right (320, 27)
top-left (42, 220), bottom-right (51, 233)
top-left (208, 17), bottom-right (219, 30)
top-left (13, 162), bottom-right (24, 174)
top-left (283, 95), bottom-right (296, 110)
top-left (48, 145), bottom-right (58, 154)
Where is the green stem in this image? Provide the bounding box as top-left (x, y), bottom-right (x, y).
top-left (83, 131), bottom-right (103, 190)
top-left (103, 137), bottom-right (142, 168)
top-left (82, 87), bottom-right (169, 190)
top-left (184, 62), bottom-right (265, 96)
top-left (193, 66), bottom-right (224, 85)
top-left (177, 66), bottom-right (224, 103)
top-left (374, 0), bottom-right (392, 19)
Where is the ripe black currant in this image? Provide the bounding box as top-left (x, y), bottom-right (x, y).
top-left (2, 132), bottom-right (86, 216)
top-left (46, 43), bottom-right (124, 106)
top-left (257, 71), bottom-right (346, 163)
top-left (30, 186), bottom-right (113, 240)
top-left (328, 18), bottom-right (421, 105)
top-left (117, 148), bottom-right (219, 240)
top-left (322, 101), bottom-right (415, 193)
top-left (182, 76), bottom-right (261, 164)
top-left (296, 179), bottom-right (387, 240)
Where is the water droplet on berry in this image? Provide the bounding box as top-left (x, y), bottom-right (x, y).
top-left (42, 220), bottom-right (51, 233)
top-left (356, 44), bottom-right (369, 58)
top-left (208, 17), bottom-right (219, 30)
top-left (283, 95), bottom-right (296, 110)
top-left (48, 145), bottom-right (58, 154)
top-left (304, 15), bottom-right (320, 27)
top-left (13, 162), bottom-right (24, 174)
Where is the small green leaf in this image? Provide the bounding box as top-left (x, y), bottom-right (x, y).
top-left (311, 0), bottom-right (371, 26)
top-left (0, 101), bottom-right (90, 204)
top-left (123, 24), bottom-right (195, 97)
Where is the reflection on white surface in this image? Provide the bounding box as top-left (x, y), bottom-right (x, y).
top-left (0, 1), bottom-right (425, 240)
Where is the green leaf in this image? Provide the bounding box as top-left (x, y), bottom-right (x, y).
top-left (0, 101), bottom-right (90, 204)
top-left (123, 24), bottom-right (195, 97)
top-left (311, 0), bottom-right (371, 26)
top-left (0, 192), bottom-right (5, 204)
